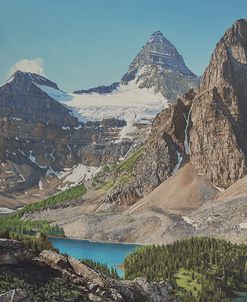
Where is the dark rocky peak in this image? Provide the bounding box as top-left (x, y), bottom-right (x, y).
top-left (122, 30), bottom-right (196, 82)
top-left (73, 81), bottom-right (119, 95)
top-left (3, 70), bottom-right (57, 89)
top-left (120, 31), bottom-right (197, 100)
top-left (0, 70), bottom-right (78, 126)
top-left (147, 30), bottom-right (182, 58)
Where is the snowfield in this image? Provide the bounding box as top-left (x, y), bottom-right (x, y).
top-left (67, 81), bottom-right (167, 124)
top-left (57, 164), bottom-right (100, 190)
top-left (36, 78), bottom-right (168, 141)
top-left (35, 84), bottom-right (72, 102)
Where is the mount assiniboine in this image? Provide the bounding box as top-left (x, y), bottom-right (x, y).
top-left (74, 31), bottom-right (197, 100)
top-left (70, 31), bottom-right (197, 128)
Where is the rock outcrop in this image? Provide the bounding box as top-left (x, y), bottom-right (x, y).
top-left (0, 239), bottom-right (173, 302)
top-left (0, 289), bottom-right (31, 302)
top-left (74, 82), bottom-right (119, 95)
top-left (0, 239), bottom-right (33, 265)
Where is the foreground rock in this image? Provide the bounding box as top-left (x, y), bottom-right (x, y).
top-left (0, 239), bottom-right (173, 302)
top-left (0, 289), bottom-right (31, 302)
top-left (0, 239), bottom-right (33, 265)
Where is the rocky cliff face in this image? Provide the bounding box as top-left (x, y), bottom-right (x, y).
top-left (74, 31), bottom-right (198, 101)
top-left (0, 72), bottom-right (132, 195)
top-left (134, 19), bottom-right (247, 194)
top-left (189, 18), bottom-right (247, 188)
top-left (100, 90), bottom-right (195, 206)
top-left (0, 116), bottom-right (130, 194)
top-left (0, 239), bottom-right (173, 302)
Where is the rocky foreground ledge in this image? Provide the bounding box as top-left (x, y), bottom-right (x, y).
top-left (0, 239), bottom-right (173, 302)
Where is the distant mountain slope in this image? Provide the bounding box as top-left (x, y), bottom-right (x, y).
top-left (0, 71), bottom-right (75, 126)
top-left (0, 71), bottom-right (132, 199)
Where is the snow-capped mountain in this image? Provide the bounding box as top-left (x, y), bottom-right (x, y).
top-left (74, 31), bottom-right (198, 101)
top-left (66, 31), bottom-right (197, 134)
top-left (121, 30), bottom-right (198, 100)
top-left (67, 80), bottom-right (167, 140)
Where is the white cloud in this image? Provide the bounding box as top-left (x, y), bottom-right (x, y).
top-left (8, 58), bottom-right (45, 76)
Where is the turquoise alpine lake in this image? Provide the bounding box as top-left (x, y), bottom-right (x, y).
top-left (49, 237), bottom-right (140, 277)
top-left (233, 291), bottom-right (247, 302)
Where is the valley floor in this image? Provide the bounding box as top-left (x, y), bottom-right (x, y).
top-left (23, 164), bottom-right (247, 245)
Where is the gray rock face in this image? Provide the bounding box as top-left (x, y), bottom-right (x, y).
top-left (74, 82), bottom-right (119, 94)
top-left (121, 31), bottom-right (198, 100)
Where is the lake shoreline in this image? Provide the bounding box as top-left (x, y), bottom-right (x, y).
top-left (49, 236), bottom-right (140, 278)
top-left (48, 235), bottom-right (144, 246)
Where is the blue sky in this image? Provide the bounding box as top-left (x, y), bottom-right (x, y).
top-left (0, 0), bottom-right (246, 91)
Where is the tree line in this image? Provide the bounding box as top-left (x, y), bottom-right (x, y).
top-left (124, 237), bottom-right (247, 302)
top-left (0, 184), bottom-right (87, 252)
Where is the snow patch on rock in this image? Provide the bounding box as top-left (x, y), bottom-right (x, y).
top-left (58, 164), bottom-right (101, 189)
top-left (172, 150), bottom-right (183, 175)
top-left (239, 222), bottom-right (247, 229)
top-left (34, 84), bottom-right (72, 102)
